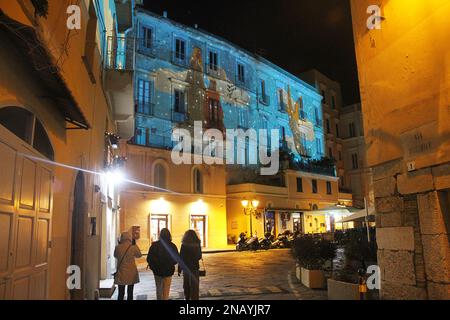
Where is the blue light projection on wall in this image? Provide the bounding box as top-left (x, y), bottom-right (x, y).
top-left (131, 8), bottom-right (325, 163)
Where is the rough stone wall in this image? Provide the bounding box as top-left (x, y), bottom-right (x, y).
top-left (373, 160), bottom-right (450, 299)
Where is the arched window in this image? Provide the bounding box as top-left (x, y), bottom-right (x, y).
top-left (193, 168), bottom-right (203, 194)
top-left (0, 106), bottom-right (54, 160)
top-left (153, 163), bottom-right (167, 190)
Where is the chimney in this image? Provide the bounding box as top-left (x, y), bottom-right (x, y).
top-left (163, 11), bottom-right (168, 18)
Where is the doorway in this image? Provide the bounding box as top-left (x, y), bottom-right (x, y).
top-left (190, 215), bottom-right (206, 247)
top-left (70, 172), bottom-right (86, 300)
top-left (150, 214), bottom-right (168, 242)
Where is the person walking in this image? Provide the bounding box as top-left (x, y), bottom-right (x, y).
top-left (114, 231), bottom-right (142, 300)
top-left (178, 230), bottom-right (202, 300)
top-left (147, 228), bottom-right (179, 300)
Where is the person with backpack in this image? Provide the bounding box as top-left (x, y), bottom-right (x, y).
top-left (114, 231), bottom-right (142, 300)
top-left (146, 228), bottom-right (179, 300)
top-left (178, 230), bottom-right (203, 300)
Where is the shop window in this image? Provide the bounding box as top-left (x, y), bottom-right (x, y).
top-left (150, 215), bottom-right (168, 242)
top-left (0, 106), bottom-right (54, 160)
top-left (191, 215), bottom-right (206, 247)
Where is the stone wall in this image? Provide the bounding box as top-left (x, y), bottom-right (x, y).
top-left (373, 160), bottom-right (450, 299)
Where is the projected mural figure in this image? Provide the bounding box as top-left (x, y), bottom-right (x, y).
top-left (286, 86), bottom-right (315, 157)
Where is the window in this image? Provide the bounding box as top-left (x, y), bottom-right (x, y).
top-left (278, 89), bottom-right (285, 111)
top-left (328, 147), bottom-right (333, 159)
top-left (174, 89), bottom-right (186, 113)
top-left (0, 107), bottom-right (54, 160)
top-left (331, 95), bottom-right (336, 109)
top-left (316, 138), bottom-right (322, 155)
top-left (321, 89), bottom-right (326, 104)
top-left (208, 50), bottom-right (218, 71)
top-left (312, 179), bottom-right (318, 194)
top-left (237, 63), bottom-right (245, 83)
top-left (314, 108), bottom-right (321, 126)
top-left (175, 38), bottom-right (186, 61)
top-left (326, 119), bottom-right (331, 134)
top-left (352, 153), bottom-right (359, 169)
top-left (154, 163), bottom-right (167, 189)
top-left (137, 79), bottom-right (152, 114)
top-left (326, 181), bottom-right (332, 195)
top-left (260, 80), bottom-right (268, 104)
top-left (336, 124), bottom-right (340, 138)
top-left (238, 109), bottom-right (248, 128)
top-left (349, 122), bottom-right (356, 137)
top-left (135, 127), bottom-right (146, 146)
top-left (296, 177), bottom-right (303, 192)
top-left (142, 26), bottom-right (152, 49)
top-left (208, 98), bottom-right (220, 123)
top-left (193, 168), bottom-right (203, 194)
top-left (339, 151), bottom-right (342, 161)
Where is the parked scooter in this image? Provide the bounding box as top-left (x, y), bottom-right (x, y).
top-left (236, 232), bottom-right (260, 251)
top-left (259, 232), bottom-right (273, 250)
top-left (271, 231), bottom-right (292, 249)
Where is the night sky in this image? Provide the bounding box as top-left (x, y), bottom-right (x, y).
top-left (142, 0), bottom-right (360, 105)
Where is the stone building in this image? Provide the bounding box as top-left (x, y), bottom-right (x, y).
top-left (340, 103), bottom-right (373, 208)
top-left (351, 0), bottom-right (450, 299)
top-left (0, 0), bottom-right (134, 300)
top-left (300, 69), bottom-right (345, 186)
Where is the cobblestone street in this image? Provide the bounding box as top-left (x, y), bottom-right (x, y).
top-left (110, 249), bottom-right (327, 300)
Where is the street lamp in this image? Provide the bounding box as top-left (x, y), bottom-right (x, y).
top-left (241, 198), bottom-right (259, 237)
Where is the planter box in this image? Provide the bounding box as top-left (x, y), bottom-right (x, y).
top-left (301, 267), bottom-right (325, 289)
top-left (327, 279), bottom-right (360, 300)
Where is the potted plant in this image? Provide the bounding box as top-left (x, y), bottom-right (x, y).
top-left (328, 228), bottom-right (377, 300)
top-left (293, 236), bottom-right (336, 289)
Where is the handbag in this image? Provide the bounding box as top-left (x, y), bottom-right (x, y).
top-left (199, 259), bottom-right (206, 277)
top-left (113, 244), bottom-right (132, 278)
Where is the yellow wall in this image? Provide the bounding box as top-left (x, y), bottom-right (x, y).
top-left (1, 1), bottom-right (119, 299)
top-left (350, 0), bottom-right (450, 170)
top-left (119, 144), bottom-right (228, 250)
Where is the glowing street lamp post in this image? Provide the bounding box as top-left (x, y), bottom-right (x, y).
top-left (241, 199), bottom-right (259, 237)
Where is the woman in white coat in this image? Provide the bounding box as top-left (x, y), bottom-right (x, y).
top-left (114, 232), bottom-right (142, 300)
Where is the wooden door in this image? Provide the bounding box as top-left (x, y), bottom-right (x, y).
top-left (0, 126), bottom-right (53, 300)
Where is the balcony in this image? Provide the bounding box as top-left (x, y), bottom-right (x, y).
top-left (171, 51), bottom-right (189, 68)
top-left (148, 134), bottom-right (174, 149)
top-left (104, 36), bottom-right (135, 139)
top-left (135, 102), bottom-right (154, 116)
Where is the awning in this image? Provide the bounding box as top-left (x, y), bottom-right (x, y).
top-left (0, 10), bottom-right (90, 129)
top-left (306, 205), bottom-right (360, 217)
top-left (339, 207), bottom-right (376, 223)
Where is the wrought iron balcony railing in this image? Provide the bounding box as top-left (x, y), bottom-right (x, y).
top-left (105, 36), bottom-right (135, 71)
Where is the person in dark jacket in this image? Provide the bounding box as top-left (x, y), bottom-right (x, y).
top-left (178, 230), bottom-right (202, 300)
top-left (147, 228), bottom-right (178, 300)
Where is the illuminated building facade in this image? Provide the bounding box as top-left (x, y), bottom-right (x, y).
top-left (117, 7), bottom-right (353, 248)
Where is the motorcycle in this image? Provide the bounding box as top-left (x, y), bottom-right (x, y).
top-left (259, 232), bottom-right (273, 250)
top-left (236, 232), bottom-right (260, 251)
